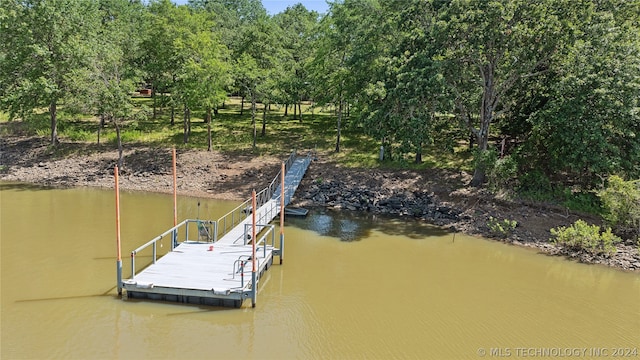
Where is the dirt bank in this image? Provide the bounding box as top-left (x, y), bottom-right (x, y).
top-left (2, 135), bottom-right (638, 272)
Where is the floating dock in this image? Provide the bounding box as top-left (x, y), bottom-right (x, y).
top-left (118, 151), bottom-right (312, 308)
top-left (284, 207), bottom-right (309, 217)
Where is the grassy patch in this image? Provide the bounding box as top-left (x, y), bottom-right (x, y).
top-left (2, 96), bottom-right (474, 172)
top-left (520, 185), bottom-right (602, 215)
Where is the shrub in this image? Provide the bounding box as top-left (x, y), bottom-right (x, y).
top-left (474, 148), bottom-right (498, 181)
top-left (550, 219), bottom-right (621, 256)
top-left (487, 155), bottom-right (518, 192)
top-left (597, 175), bottom-right (640, 242)
top-left (561, 189), bottom-right (601, 215)
top-left (519, 169), bottom-right (552, 196)
top-left (487, 216), bottom-right (517, 238)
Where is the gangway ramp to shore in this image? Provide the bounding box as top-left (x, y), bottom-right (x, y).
top-left (120, 151), bottom-right (312, 308)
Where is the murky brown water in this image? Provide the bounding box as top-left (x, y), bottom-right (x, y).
top-left (1, 183), bottom-right (639, 359)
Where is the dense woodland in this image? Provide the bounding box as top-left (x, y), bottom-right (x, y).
top-left (1, 0), bottom-right (639, 196)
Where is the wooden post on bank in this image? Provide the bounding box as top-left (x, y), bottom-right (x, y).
top-left (279, 162), bottom-right (285, 264)
top-left (115, 165), bottom-right (123, 296)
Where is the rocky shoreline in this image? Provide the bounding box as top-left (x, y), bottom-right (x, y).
top-left (2, 135), bottom-right (639, 272)
top-left (295, 160), bottom-right (640, 272)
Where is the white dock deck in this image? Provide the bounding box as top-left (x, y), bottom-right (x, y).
top-left (122, 155), bottom-right (311, 308)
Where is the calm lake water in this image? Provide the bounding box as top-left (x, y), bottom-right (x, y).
top-left (1, 183), bottom-right (639, 359)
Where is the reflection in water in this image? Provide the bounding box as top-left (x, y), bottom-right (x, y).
top-left (293, 210), bottom-right (367, 241)
top-left (288, 208), bottom-right (451, 241)
top-left (1, 183), bottom-right (639, 359)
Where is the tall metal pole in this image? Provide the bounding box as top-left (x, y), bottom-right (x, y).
top-left (251, 189), bottom-right (257, 308)
top-left (172, 148), bottom-right (177, 227)
top-left (279, 162), bottom-right (285, 264)
top-left (172, 148), bottom-right (178, 249)
top-left (115, 165), bottom-right (122, 296)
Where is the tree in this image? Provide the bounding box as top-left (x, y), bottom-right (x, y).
top-left (0, 0), bottom-right (101, 145)
top-left (177, 30), bottom-right (231, 151)
top-left (524, 1), bottom-right (640, 187)
top-left (349, 0), bottom-right (452, 163)
top-left (437, 0), bottom-right (577, 186)
top-left (93, 0), bottom-right (145, 167)
top-left (58, 0), bottom-right (145, 167)
top-left (191, 0), bottom-right (268, 115)
top-left (310, 1), bottom-right (360, 152)
top-left (140, 0), bottom-right (185, 122)
top-left (234, 15), bottom-right (283, 150)
top-left (273, 4), bottom-right (319, 120)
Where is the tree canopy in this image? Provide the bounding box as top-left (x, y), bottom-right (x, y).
top-left (1, 0), bottom-right (638, 193)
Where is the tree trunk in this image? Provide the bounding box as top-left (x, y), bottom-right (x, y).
top-left (298, 102), bottom-right (302, 122)
top-left (470, 134), bottom-right (490, 187)
top-left (97, 114), bottom-right (105, 145)
top-left (152, 85), bottom-right (157, 119)
top-left (183, 104), bottom-right (189, 144)
top-left (207, 107), bottom-right (212, 152)
top-left (261, 103), bottom-right (267, 137)
top-left (240, 96), bottom-right (245, 116)
top-left (170, 104), bottom-right (175, 126)
top-left (293, 102), bottom-right (297, 119)
top-left (187, 108), bottom-right (191, 136)
top-left (284, 104), bottom-right (288, 116)
top-left (470, 65), bottom-right (496, 187)
top-left (49, 100), bottom-right (58, 146)
top-left (114, 119), bottom-right (123, 169)
top-left (251, 93), bottom-right (257, 150)
top-left (335, 97), bottom-right (343, 153)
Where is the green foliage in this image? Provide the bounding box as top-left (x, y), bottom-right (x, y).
top-left (487, 216), bottom-right (518, 238)
top-left (1, 0), bottom-right (638, 197)
top-left (518, 170), bottom-right (601, 214)
top-left (487, 155), bottom-right (518, 192)
top-left (597, 175), bottom-right (640, 242)
top-left (561, 190), bottom-right (601, 215)
top-left (477, 149), bottom-right (518, 191)
top-left (437, 0), bottom-right (577, 186)
top-left (272, 4), bottom-right (319, 108)
top-left (518, 170), bottom-right (553, 200)
top-left (0, 0), bottom-right (102, 145)
top-left (475, 149), bottom-right (519, 192)
top-left (524, 2), bottom-right (640, 187)
top-left (551, 220), bottom-right (621, 256)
